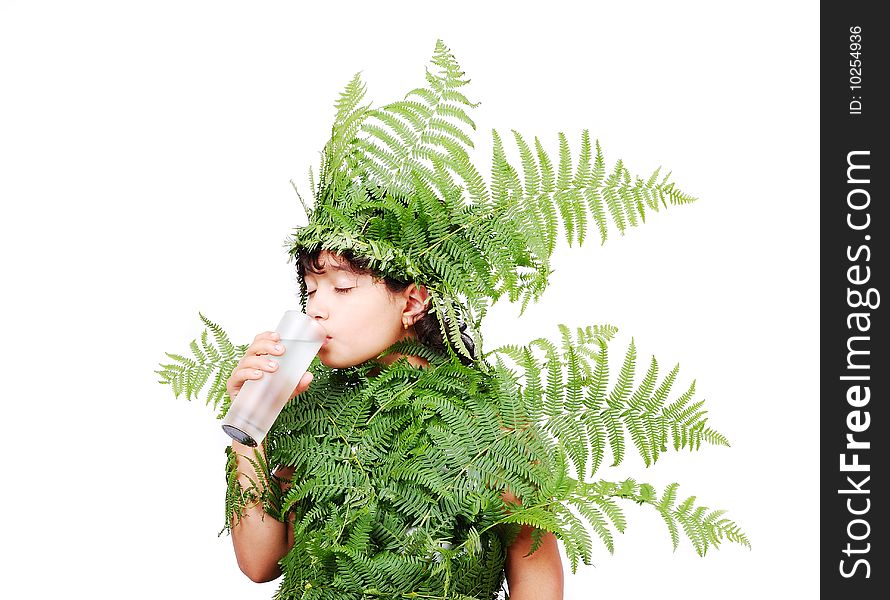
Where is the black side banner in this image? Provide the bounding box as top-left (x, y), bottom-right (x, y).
top-left (821, 3), bottom-right (887, 596)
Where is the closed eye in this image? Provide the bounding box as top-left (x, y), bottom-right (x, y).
top-left (306, 288), bottom-right (352, 296)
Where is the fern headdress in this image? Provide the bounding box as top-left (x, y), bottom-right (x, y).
top-left (159, 40), bottom-right (748, 600)
top-left (284, 40), bottom-right (694, 362)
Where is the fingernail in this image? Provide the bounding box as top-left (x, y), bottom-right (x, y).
top-left (254, 369), bottom-right (262, 376)
top-left (274, 344), bottom-right (282, 352)
top-left (268, 360), bottom-right (277, 369)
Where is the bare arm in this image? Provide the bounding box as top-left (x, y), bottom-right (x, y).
top-left (224, 330), bottom-right (313, 583)
top-left (229, 441), bottom-right (296, 583)
top-left (501, 490), bottom-right (565, 600)
top-left (494, 419), bottom-right (564, 598)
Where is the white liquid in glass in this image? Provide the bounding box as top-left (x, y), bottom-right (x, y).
top-left (222, 338), bottom-right (321, 446)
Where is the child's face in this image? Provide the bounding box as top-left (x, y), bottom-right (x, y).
top-left (304, 251), bottom-right (409, 369)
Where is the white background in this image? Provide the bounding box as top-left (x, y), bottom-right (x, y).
top-left (0, 1), bottom-right (818, 598)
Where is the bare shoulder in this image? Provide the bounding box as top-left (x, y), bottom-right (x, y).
top-left (501, 488), bottom-right (521, 505)
top-left (274, 465), bottom-right (296, 492)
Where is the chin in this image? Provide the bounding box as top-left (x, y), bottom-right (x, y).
top-left (318, 354), bottom-right (340, 369)
top-left (318, 351), bottom-right (357, 370)
top-left (319, 347), bottom-right (380, 370)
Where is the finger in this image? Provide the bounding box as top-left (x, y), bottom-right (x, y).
top-left (228, 365), bottom-right (266, 390)
top-left (246, 335), bottom-right (285, 357)
top-left (232, 342), bottom-right (285, 390)
top-left (300, 370), bottom-right (313, 389)
top-left (291, 371), bottom-right (314, 398)
top-left (241, 355), bottom-right (281, 373)
top-left (253, 330), bottom-right (280, 343)
top-left (226, 366), bottom-right (261, 398)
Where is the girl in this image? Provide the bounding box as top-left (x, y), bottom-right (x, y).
top-left (157, 38), bottom-right (746, 600)
top-left (225, 248), bottom-right (564, 599)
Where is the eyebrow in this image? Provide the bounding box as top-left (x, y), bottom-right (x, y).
top-left (305, 263), bottom-right (354, 275)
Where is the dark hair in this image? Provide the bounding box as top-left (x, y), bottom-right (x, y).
top-left (296, 247), bottom-right (476, 365)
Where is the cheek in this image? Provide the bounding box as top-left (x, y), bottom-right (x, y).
top-left (366, 310), bottom-right (403, 343)
top-left (360, 303), bottom-right (400, 333)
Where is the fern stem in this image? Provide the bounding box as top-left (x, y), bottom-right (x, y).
top-left (365, 377), bottom-right (423, 424)
top-left (453, 494), bottom-right (569, 555)
top-left (326, 413), bottom-right (367, 472)
top-left (413, 199), bottom-right (512, 261)
top-left (362, 590), bottom-right (451, 599)
top-left (414, 179), bottom-right (623, 263)
top-left (335, 502), bottom-right (352, 545)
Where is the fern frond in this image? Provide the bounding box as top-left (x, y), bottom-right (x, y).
top-left (155, 313), bottom-right (244, 413)
top-left (588, 479), bottom-right (746, 555)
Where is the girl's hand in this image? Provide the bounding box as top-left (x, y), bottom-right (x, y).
top-left (226, 330), bottom-right (314, 401)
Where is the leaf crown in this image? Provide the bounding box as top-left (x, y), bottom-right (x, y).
top-left (284, 39), bottom-right (696, 362)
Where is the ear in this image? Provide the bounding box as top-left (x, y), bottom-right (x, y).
top-left (403, 283), bottom-right (431, 322)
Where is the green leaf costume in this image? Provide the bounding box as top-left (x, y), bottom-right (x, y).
top-left (158, 40), bottom-right (748, 599)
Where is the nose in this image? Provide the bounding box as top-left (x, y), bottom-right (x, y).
top-left (305, 292), bottom-right (327, 321)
